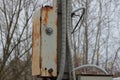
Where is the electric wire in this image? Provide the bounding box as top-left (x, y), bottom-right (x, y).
top-left (71, 8), bottom-right (85, 34)
top-left (56, 0), bottom-right (66, 80)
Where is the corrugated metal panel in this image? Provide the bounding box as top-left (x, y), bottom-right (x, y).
top-left (40, 6), bottom-right (57, 77)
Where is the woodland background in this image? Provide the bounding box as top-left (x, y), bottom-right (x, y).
top-left (0, 0), bottom-right (120, 80)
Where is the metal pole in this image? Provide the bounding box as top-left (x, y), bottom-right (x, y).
top-left (57, 0), bottom-right (67, 79)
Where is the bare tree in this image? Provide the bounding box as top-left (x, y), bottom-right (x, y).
top-left (0, 0), bottom-right (43, 80)
top-left (72, 0), bottom-right (120, 74)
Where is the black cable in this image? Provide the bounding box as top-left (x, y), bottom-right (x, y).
top-left (71, 8), bottom-right (85, 34)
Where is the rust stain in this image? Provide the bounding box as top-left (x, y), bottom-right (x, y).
top-left (48, 68), bottom-right (54, 76)
top-left (32, 9), bottom-right (41, 75)
top-left (56, 14), bottom-right (58, 28)
top-left (32, 19), bottom-right (41, 46)
top-left (54, 54), bottom-right (57, 69)
top-left (32, 21), bottom-right (40, 57)
top-left (40, 6), bottom-right (58, 77)
top-left (40, 9), bottom-right (42, 73)
top-left (40, 56), bottom-right (42, 72)
top-left (34, 33), bottom-right (40, 39)
top-left (33, 20), bottom-right (41, 38)
top-left (41, 6), bottom-right (53, 25)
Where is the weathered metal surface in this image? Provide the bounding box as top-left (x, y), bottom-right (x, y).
top-left (78, 75), bottom-right (113, 80)
top-left (32, 5), bottom-right (58, 77)
top-left (40, 6), bottom-right (57, 77)
top-left (32, 9), bottom-right (41, 75)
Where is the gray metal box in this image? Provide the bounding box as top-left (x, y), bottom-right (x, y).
top-left (77, 74), bottom-right (113, 80)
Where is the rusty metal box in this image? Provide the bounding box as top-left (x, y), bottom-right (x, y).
top-left (32, 5), bottom-right (58, 77)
